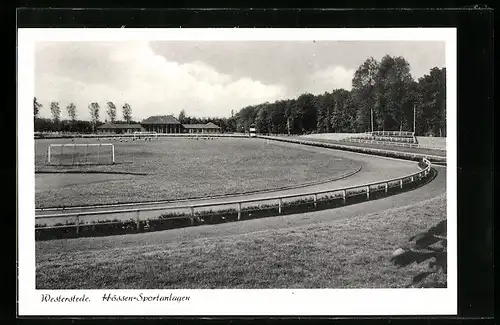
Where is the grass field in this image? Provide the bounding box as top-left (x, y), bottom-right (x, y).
top-left (35, 194), bottom-right (446, 289)
top-left (35, 137), bottom-right (360, 208)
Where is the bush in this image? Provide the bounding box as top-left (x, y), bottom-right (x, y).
top-left (391, 220), bottom-right (447, 288)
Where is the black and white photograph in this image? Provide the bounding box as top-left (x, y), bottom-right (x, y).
top-left (18, 28), bottom-right (457, 316)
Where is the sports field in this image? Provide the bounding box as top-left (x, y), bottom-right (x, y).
top-left (35, 137), bottom-right (360, 208)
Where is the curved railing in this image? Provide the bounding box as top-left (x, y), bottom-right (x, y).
top-left (341, 138), bottom-right (446, 151)
top-left (34, 152), bottom-right (434, 240)
top-left (259, 135), bottom-right (446, 163)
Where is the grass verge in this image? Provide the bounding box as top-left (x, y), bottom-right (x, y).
top-left (36, 194), bottom-right (446, 289)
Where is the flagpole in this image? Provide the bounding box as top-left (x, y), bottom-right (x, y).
top-left (413, 104), bottom-right (416, 134)
top-left (371, 107), bottom-right (374, 133)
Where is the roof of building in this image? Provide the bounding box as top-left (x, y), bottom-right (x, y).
top-left (114, 124), bottom-right (143, 129)
top-left (97, 123), bottom-right (116, 129)
top-left (141, 115), bottom-right (181, 125)
top-left (97, 123), bottom-right (143, 129)
top-left (182, 122), bottom-right (221, 129)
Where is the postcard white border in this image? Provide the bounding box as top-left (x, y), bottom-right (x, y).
top-left (18, 28), bottom-right (457, 316)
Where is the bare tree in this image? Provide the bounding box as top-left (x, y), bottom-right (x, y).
top-left (122, 103), bottom-right (132, 123)
top-left (50, 101), bottom-right (61, 123)
top-left (106, 101), bottom-right (117, 123)
top-left (34, 97), bottom-right (43, 118)
top-left (178, 109), bottom-right (187, 123)
top-left (66, 102), bottom-right (77, 122)
top-left (88, 102), bottom-right (100, 132)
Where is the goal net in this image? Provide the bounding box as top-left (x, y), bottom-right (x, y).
top-left (47, 143), bottom-right (115, 165)
top-left (133, 131), bottom-right (158, 140)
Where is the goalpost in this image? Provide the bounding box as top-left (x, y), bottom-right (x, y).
top-left (133, 131), bottom-right (158, 140)
top-left (47, 143), bottom-right (115, 165)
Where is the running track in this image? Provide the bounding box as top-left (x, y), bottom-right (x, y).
top-left (35, 139), bottom-right (447, 249)
top-left (35, 139), bottom-right (422, 224)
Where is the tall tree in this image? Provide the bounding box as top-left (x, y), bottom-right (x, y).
top-left (352, 57), bottom-right (379, 132)
top-left (417, 67), bottom-right (446, 136)
top-left (50, 101), bottom-right (61, 123)
top-left (106, 101), bottom-right (117, 123)
top-left (373, 55), bottom-right (415, 131)
top-left (34, 97), bottom-right (43, 118)
top-left (66, 102), bottom-right (77, 122)
top-left (284, 99), bottom-right (299, 134)
top-left (270, 100), bottom-right (287, 134)
top-left (122, 103), bottom-right (132, 123)
top-left (330, 89), bottom-right (353, 133)
top-left (315, 93), bottom-right (327, 133)
top-left (178, 109), bottom-right (187, 123)
top-left (255, 104), bottom-right (270, 134)
top-left (295, 93), bottom-right (317, 133)
top-left (88, 102), bottom-right (100, 132)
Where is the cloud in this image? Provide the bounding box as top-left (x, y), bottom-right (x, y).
top-left (35, 42), bottom-right (287, 120)
top-left (304, 65), bottom-right (356, 95)
top-left (35, 40), bottom-right (445, 120)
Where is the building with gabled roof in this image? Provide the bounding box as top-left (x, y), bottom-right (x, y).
top-left (182, 122), bottom-right (222, 134)
top-left (97, 123), bottom-right (144, 134)
top-left (140, 115), bottom-right (183, 134)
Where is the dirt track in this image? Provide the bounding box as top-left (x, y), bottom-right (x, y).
top-left (35, 140), bottom-right (447, 252)
top-left (35, 140), bottom-right (419, 224)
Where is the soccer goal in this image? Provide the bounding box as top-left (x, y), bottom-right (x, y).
top-left (133, 131), bottom-right (158, 140)
top-left (47, 143), bottom-right (115, 165)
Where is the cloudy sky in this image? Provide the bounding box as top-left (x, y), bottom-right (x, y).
top-left (35, 41), bottom-right (445, 121)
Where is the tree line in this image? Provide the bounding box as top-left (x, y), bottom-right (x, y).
top-left (34, 54), bottom-right (446, 137)
top-left (232, 55), bottom-right (446, 137)
top-left (34, 100), bottom-right (135, 133)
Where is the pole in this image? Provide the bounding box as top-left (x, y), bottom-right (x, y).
top-left (413, 104), bottom-right (416, 135)
top-left (370, 107), bottom-right (374, 133)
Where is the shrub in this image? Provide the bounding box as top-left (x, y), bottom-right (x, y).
top-left (391, 220), bottom-right (447, 288)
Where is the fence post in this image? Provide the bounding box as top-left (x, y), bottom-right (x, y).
top-left (237, 202), bottom-right (242, 220)
top-left (313, 194), bottom-right (317, 208)
top-left (75, 215), bottom-right (80, 235)
top-left (190, 206), bottom-right (195, 225)
top-left (366, 186), bottom-right (370, 199)
top-left (47, 145), bottom-right (51, 163)
top-left (342, 190), bottom-right (346, 204)
top-left (385, 182), bottom-right (388, 193)
top-left (112, 144), bottom-right (115, 164)
top-left (278, 198), bottom-right (283, 214)
top-left (400, 179), bottom-right (403, 188)
top-left (136, 210), bottom-right (141, 229)
top-left (411, 176), bottom-right (414, 183)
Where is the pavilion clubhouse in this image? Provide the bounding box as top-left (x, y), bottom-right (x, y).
top-left (97, 115), bottom-right (222, 134)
